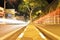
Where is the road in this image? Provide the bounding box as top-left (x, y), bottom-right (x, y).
top-left (16, 23), bottom-right (49, 40)
top-left (40, 24), bottom-right (60, 37)
top-left (35, 23), bottom-right (60, 40)
top-left (0, 24), bottom-right (26, 40)
top-left (0, 22), bottom-right (60, 40)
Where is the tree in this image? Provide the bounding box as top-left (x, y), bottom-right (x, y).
top-left (18, 0), bottom-right (48, 21)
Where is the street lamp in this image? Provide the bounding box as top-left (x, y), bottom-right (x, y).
top-left (4, 0), bottom-right (7, 18)
top-left (38, 10), bottom-right (42, 13)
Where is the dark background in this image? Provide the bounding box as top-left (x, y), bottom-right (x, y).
top-left (0, 0), bottom-right (4, 7)
top-left (0, 0), bottom-right (53, 8)
top-left (46, 0), bottom-right (53, 4)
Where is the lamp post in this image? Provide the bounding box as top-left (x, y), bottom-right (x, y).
top-left (4, 0), bottom-right (6, 9)
top-left (4, 0), bottom-right (6, 18)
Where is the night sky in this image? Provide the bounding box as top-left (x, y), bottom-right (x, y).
top-left (46, 0), bottom-right (53, 4)
top-left (0, 0), bottom-right (4, 7)
top-left (0, 0), bottom-right (53, 8)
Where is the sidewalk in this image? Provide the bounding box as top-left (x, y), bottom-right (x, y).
top-left (16, 23), bottom-right (48, 40)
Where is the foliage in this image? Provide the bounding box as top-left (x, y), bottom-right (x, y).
top-left (18, 0), bottom-right (48, 20)
top-left (18, 3), bottom-right (28, 12)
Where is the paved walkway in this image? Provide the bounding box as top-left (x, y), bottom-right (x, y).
top-left (16, 23), bottom-right (47, 40)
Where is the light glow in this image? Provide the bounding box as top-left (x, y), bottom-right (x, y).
top-left (0, 18), bottom-right (30, 26)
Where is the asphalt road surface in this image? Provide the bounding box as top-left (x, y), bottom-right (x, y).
top-left (0, 24), bottom-right (26, 40)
